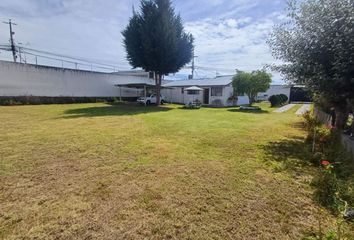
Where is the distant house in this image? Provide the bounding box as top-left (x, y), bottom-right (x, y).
top-left (257, 85), bottom-right (292, 101)
top-left (162, 76), bottom-right (249, 107)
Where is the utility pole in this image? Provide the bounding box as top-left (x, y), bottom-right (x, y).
top-left (191, 53), bottom-right (198, 79)
top-left (2, 19), bottom-right (17, 62)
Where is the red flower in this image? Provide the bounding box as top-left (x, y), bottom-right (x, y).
top-left (321, 160), bottom-right (331, 166)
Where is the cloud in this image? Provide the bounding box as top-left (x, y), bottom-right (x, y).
top-left (185, 14), bottom-right (284, 81)
top-left (0, 0), bottom-right (286, 82)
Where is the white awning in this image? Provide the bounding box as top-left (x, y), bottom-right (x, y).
top-left (185, 86), bottom-right (204, 91)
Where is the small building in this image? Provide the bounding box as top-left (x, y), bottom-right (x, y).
top-left (257, 84), bottom-right (312, 103)
top-left (257, 85), bottom-right (292, 101)
top-left (162, 76), bottom-right (249, 107)
top-left (289, 85), bottom-right (312, 102)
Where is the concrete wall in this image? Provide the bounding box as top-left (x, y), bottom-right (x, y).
top-left (162, 85), bottom-right (249, 106)
top-left (0, 61), bottom-right (152, 97)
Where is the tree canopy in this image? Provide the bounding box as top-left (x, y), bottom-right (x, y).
top-left (268, 0), bottom-right (354, 110)
top-left (232, 70), bottom-right (272, 105)
top-left (122, 0), bottom-right (194, 105)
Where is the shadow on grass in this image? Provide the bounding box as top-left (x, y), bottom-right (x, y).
top-left (63, 102), bottom-right (172, 118)
top-left (227, 108), bottom-right (270, 114)
top-left (261, 136), bottom-right (314, 173)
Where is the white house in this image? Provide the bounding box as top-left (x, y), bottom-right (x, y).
top-left (257, 85), bottom-right (292, 101)
top-left (162, 76), bottom-right (249, 107)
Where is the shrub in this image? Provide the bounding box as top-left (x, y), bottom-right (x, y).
top-left (269, 95), bottom-right (281, 107)
top-left (268, 94), bottom-right (288, 107)
top-left (312, 167), bottom-right (339, 211)
top-left (183, 104), bottom-right (201, 109)
top-left (0, 97), bottom-right (135, 106)
top-left (303, 111), bottom-right (321, 134)
top-left (279, 94), bottom-right (289, 103)
top-left (211, 99), bottom-right (223, 107)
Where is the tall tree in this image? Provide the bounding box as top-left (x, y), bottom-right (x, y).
top-left (232, 70), bottom-right (272, 106)
top-left (268, 0), bottom-right (354, 128)
top-left (122, 0), bottom-right (194, 105)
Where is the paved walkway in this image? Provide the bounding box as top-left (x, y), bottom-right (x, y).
top-left (296, 104), bottom-right (311, 115)
top-left (274, 104), bottom-right (296, 113)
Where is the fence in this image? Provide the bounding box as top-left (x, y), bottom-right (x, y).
top-left (314, 107), bottom-right (332, 126)
top-left (314, 107), bottom-right (354, 159)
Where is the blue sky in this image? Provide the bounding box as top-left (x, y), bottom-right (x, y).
top-left (0, 0), bottom-right (287, 82)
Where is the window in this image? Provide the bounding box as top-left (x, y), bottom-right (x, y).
top-left (187, 90), bottom-right (199, 95)
top-left (211, 87), bottom-right (223, 97)
top-left (181, 88), bottom-right (184, 94)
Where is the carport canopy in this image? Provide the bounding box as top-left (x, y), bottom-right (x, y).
top-left (114, 83), bottom-right (173, 105)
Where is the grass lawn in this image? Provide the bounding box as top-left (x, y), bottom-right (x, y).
top-left (0, 103), bottom-right (353, 239)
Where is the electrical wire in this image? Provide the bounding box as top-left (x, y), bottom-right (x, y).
top-left (21, 47), bottom-right (120, 69)
top-left (22, 51), bottom-right (118, 71)
top-left (0, 45), bottom-right (272, 74)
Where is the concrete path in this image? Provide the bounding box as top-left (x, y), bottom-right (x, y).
top-left (274, 104), bottom-right (296, 113)
top-left (296, 104), bottom-right (311, 115)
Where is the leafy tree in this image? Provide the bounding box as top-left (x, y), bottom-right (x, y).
top-left (268, 0), bottom-right (354, 128)
top-left (232, 70), bottom-right (272, 106)
top-left (122, 0), bottom-right (194, 105)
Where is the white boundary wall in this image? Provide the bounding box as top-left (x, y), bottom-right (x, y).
top-left (0, 61), bottom-right (152, 97)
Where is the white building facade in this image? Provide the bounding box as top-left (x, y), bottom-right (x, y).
top-left (162, 76), bottom-right (249, 107)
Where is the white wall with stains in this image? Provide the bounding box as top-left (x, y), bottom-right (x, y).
top-left (0, 61), bottom-right (151, 97)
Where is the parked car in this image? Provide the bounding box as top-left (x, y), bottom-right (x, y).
top-left (256, 94), bottom-right (269, 101)
top-left (137, 94), bottom-right (166, 105)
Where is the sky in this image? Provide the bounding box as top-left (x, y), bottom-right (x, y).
top-left (0, 0), bottom-right (288, 83)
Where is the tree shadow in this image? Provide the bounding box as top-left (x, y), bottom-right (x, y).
top-left (62, 102), bottom-right (173, 119)
top-left (227, 108), bottom-right (270, 114)
top-left (261, 135), bottom-right (314, 174)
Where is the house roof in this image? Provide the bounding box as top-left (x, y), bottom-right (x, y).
top-left (162, 75), bottom-right (233, 87)
top-left (114, 76), bottom-right (155, 87)
top-left (115, 78), bottom-right (173, 89)
top-left (113, 70), bottom-right (150, 78)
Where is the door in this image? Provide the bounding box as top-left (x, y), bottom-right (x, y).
top-left (203, 88), bottom-right (210, 104)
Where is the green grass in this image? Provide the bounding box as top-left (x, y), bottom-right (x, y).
top-left (0, 102), bottom-right (352, 239)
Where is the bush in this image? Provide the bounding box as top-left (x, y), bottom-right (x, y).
top-left (268, 95), bottom-right (280, 107)
top-left (0, 97), bottom-right (137, 106)
top-left (211, 99), bottom-right (223, 107)
top-left (279, 94), bottom-right (288, 103)
top-left (312, 168), bottom-right (339, 211)
top-left (269, 94), bottom-right (288, 107)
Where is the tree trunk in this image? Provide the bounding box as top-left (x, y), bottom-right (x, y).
top-left (350, 100), bottom-right (354, 134)
top-left (155, 73), bottom-right (161, 106)
top-left (334, 104), bottom-right (347, 129)
top-left (247, 93), bottom-right (253, 106)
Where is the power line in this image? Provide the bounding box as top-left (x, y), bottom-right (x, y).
top-left (21, 50), bottom-right (120, 71)
top-left (21, 46), bottom-right (119, 68)
top-left (2, 19), bottom-right (17, 62)
top-left (0, 45), bottom-right (126, 71)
